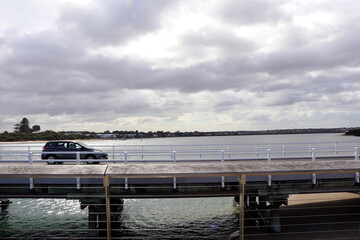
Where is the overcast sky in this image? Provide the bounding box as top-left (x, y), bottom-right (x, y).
top-left (0, 0), bottom-right (359, 132)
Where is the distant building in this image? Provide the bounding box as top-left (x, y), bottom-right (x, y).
top-left (97, 134), bottom-right (117, 139)
top-left (124, 134), bottom-right (135, 138)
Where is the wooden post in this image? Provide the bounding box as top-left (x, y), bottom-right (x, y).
top-left (104, 176), bottom-right (111, 240)
top-left (239, 175), bottom-right (246, 240)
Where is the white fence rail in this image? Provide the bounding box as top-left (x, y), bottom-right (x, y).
top-left (0, 141), bottom-right (359, 163)
top-left (1, 141), bottom-right (360, 190)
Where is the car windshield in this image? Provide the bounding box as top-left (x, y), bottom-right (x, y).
top-left (77, 142), bottom-right (93, 149)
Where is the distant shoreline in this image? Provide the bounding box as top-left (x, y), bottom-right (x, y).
top-left (0, 128), bottom-right (355, 143)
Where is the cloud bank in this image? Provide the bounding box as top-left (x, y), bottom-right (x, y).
top-left (0, 0), bottom-right (360, 132)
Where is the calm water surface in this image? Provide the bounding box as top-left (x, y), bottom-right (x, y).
top-left (0, 133), bottom-right (359, 239)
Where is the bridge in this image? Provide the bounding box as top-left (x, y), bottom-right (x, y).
top-left (0, 141), bottom-right (360, 239)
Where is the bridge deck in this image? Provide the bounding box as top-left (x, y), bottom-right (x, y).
top-left (0, 159), bottom-right (359, 179)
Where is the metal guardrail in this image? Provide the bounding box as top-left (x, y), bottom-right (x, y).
top-left (0, 142), bottom-right (360, 192)
top-left (0, 141), bottom-right (360, 163)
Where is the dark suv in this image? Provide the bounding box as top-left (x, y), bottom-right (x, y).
top-left (41, 141), bottom-right (108, 164)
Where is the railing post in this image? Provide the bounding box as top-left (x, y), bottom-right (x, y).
top-left (228, 145), bottom-right (230, 159)
top-left (76, 152), bottom-right (80, 189)
top-left (238, 175), bottom-right (246, 240)
top-left (76, 178), bottom-right (80, 190)
top-left (355, 147), bottom-right (359, 161)
top-left (221, 150), bottom-right (225, 188)
top-left (312, 148), bottom-right (316, 185)
top-left (29, 178), bottom-right (34, 190)
top-left (355, 147), bottom-right (359, 183)
top-left (170, 145), bottom-right (172, 157)
top-left (282, 144), bottom-right (285, 157)
top-left (112, 146), bottom-right (115, 160)
top-left (125, 178), bottom-right (128, 190)
top-left (141, 145), bottom-right (144, 160)
top-left (29, 152), bottom-right (33, 189)
top-left (335, 142), bottom-right (338, 156)
top-left (173, 177), bottom-right (177, 189)
top-left (28, 152), bottom-right (33, 165)
top-left (173, 151), bottom-right (176, 189)
top-left (104, 176), bottom-right (111, 240)
top-left (312, 148), bottom-right (316, 162)
top-left (124, 151), bottom-right (128, 189)
top-left (267, 149), bottom-right (271, 187)
top-left (172, 151), bottom-right (176, 164)
top-left (255, 144), bottom-right (258, 158)
top-left (76, 152), bottom-right (80, 165)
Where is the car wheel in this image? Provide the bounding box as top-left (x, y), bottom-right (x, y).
top-left (47, 155), bottom-right (56, 164)
top-left (86, 155), bottom-right (96, 164)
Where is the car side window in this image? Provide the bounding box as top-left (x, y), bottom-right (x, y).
top-left (75, 143), bottom-right (82, 150)
top-left (68, 143), bottom-right (75, 149)
top-left (56, 142), bottom-right (67, 148)
top-left (56, 142), bottom-right (64, 148)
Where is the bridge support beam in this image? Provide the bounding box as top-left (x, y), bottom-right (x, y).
top-left (239, 175), bottom-right (246, 240)
top-left (269, 202), bottom-right (282, 233)
top-left (84, 201), bottom-right (107, 237)
top-left (262, 193), bottom-right (289, 233)
top-left (104, 176), bottom-right (111, 240)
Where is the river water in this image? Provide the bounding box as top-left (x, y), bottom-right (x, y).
top-left (0, 133), bottom-right (359, 239)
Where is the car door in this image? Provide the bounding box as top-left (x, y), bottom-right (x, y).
top-left (66, 142), bottom-right (77, 159)
top-left (75, 143), bottom-right (85, 158)
top-left (55, 142), bottom-right (68, 159)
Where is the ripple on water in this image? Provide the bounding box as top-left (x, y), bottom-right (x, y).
top-left (0, 197), bottom-right (239, 239)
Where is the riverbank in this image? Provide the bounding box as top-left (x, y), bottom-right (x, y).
top-left (0, 127), bottom-right (353, 142)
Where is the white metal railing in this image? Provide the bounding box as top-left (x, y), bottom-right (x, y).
top-left (0, 142), bottom-right (360, 191)
top-left (0, 142), bottom-right (360, 163)
top-left (1, 141), bottom-right (360, 151)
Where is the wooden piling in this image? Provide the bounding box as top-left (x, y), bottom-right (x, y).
top-left (239, 175), bottom-right (246, 240)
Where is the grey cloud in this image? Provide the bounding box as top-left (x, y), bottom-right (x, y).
top-left (250, 79), bottom-right (298, 93)
top-left (247, 112), bottom-right (271, 122)
top-left (265, 92), bottom-right (318, 106)
top-left (214, 97), bottom-right (245, 112)
top-left (2, 26), bottom-right (359, 102)
top-left (179, 26), bottom-right (255, 59)
top-left (59, 0), bottom-right (177, 45)
top-left (217, 0), bottom-right (289, 25)
top-left (6, 30), bottom-right (84, 68)
top-left (0, 90), bottom-right (154, 117)
top-left (259, 23), bottom-right (360, 75)
top-left (279, 26), bottom-right (311, 49)
top-left (2, 0), bottom-right (360, 131)
top-left (3, 2), bottom-right (358, 99)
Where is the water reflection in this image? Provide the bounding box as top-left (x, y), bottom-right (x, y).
top-left (0, 197), bottom-right (239, 239)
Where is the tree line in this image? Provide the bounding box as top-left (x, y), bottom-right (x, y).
top-left (0, 117), bottom-right (358, 142)
top-left (0, 118), bottom-right (90, 142)
top-left (344, 128), bottom-right (360, 136)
